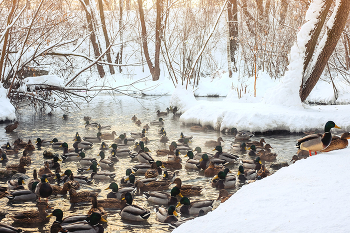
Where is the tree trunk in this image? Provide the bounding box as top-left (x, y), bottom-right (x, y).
top-left (118, 0), bottom-right (124, 73)
top-left (303, 0), bottom-right (332, 74)
top-left (279, 0), bottom-right (288, 25)
top-left (300, 0), bottom-right (350, 102)
top-left (227, 0), bottom-right (238, 74)
top-left (154, 0), bottom-right (162, 81)
top-left (241, 0), bottom-right (255, 36)
top-left (82, 0), bottom-right (105, 78)
top-left (0, 0), bottom-right (17, 82)
top-left (98, 0), bottom-right (115, 74)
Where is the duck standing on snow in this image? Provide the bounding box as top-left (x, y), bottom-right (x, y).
top-left (296, 121), bottom-right (340, 156)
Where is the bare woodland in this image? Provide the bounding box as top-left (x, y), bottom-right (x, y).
top-left (0, 0), bottom-right (350, 107)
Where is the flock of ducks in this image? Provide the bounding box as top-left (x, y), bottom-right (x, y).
top-left (0, 114), bottom-right (348, 233)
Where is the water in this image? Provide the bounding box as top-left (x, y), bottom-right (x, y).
top-left (0, 95), bottom-right (302, 232)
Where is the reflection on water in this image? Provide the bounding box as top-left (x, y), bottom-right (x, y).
top-left (0, 95), bottom-right (301, 232)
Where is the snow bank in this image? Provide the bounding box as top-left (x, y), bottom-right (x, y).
top-left (173, 147), bottom-right (350, 233)
top-left (169, 85), bottom-right (197, 113)
top-left (0, 84), bottom-right (16, 122)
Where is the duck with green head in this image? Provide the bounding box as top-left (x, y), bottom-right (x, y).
top-left (35, 174), bottom-right (53, 199)
top-left (137, 141), bottom-right (154, 164)
top-left (242, 156), bottom-right (262, 170)
top-left (120, 169), bottom-right (135, 185)
top-left (248, 145), bottom-right (257, 157)
top-left (98, 151), bottom-right (114, 170)
top-left (156, 205), bottom-right (178, 223)
top-left (145, 161), bottom-right (164, 178)
top-left (297, 121), bottom-right (341, 156)
top-left (8, 177), bottom-right (25, 190)
top-left (185, 151), bottom-right (200, 170)
top-left (120, 192), bottom-right (151, 222)
top-left (150, 118), bottom-right (164, 126)
top-left (73, 136), bottom-right (93, 150)
top-left (211, 170), bottom-right (236, 189)
top-left (82, 133), bottom-right (101, 143)
top-left (60, 212), bottom-right (106, 233)
top-left (110, 143), bottom-right (130, 158)
top-left (7, 181), bottom-right (38, 202)
top-left (176, 197), bottom-right (213, 216)
top-left (106, 182), bottom-right (135, 199)
top-left (47, 208), bottom-right (90, 232)
top-left (88, 164), bottom-right (116, 180)
top-left (237, 165), bottom-right (256, 182)
top-left (213, 145), bottom-right (239, 163)
top-left (51, 138), bottom-right (64, 149)
top-left (145, 186), bottom-right (180, 206)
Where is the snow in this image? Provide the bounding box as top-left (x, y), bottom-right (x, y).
top-left (169, 84), bottom-right (197, 113)
top-left (173, 146), bottom-right (350, 233)
top-left (0, 84), bottom-right (16, 122)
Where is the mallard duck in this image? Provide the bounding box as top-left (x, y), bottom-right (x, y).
top-left (8, 177), bottom-right (25, 190)
top-left (132, 163), bottom-right (152, 175)
top-left (211, 171), bottom-right (236, 189)
top-left (150, 118), bottom-right (164, 126)
top-left (5, 121), bottom-right (19, 133)
top-left (204, 162), bottom-right (224, 177)
top-left (258, 150), bottom-right (277, 162)
top-left (36, 138), bottom-right (51, 147)
top-left (28, 169), bottom-right (40, 190)
top-left (99, 142), bottom-right (109, 150)
top-left (176, 197), bottom-right (213, 216)
top-left (98, 151), bottom-right (114, 170)
top-left (47, 156), bottom-right (61, 169)
top-left (0, 169), bottom-right (17, 179)
top-left (97, 124), bottom-right (111, 131)
top-left (193, 147), bottom-right (214, 160)
top-left (257, 164), bottom-right (270, 178)
top-left (10, 200), bottom-right (50, 224)
top-left (242, 156), bottom-right (262, 170)
top-left (61, 212), bottom-right (106, 233)
top-left (131, 115), bottom-right (138, 121)
top-left (198, 153), bottom-right (210, 170)
top-left (217, 189), bottom-right (232, 203)
top-left (156, 144), bottom-right (176, 156)
top-left (83, 133), bottom-right (102, 143)
top-left (13, 138), bottom-right (27, 148)
top-left (51, 138), bottom-right (63, 149)
top-left (101, 131), bottom-right (117, 140)
top-left (190, 125), bottom-right (208, 131)
top-left (237, 165), bottom-right (256, 182)
top-left (4, 145), bottom-right (19, 155)
top-left (235, 131), bottom-right (254, 140)
top-left (24, 140), bottom-right (35, 151)
top-left (73, 136), bottom-right (93, 150)
top-left (163, 150), bottom-right (182, 170)
top-left (88, 164), bottom-right (116, 180)
top-left (47, 209), bottom-right (90, 232)
top-left (144, 161), bottom-right (163, 178)
top-left (0, 152), bottom-right (8, 163)
top-left (51, 180), bottom-right (71, 196)
top-left (61, 144), bottom-right (82, 162)
top-left (61, 170), bottom-right (87, 186)
top-left (134, 178), bottom-right (170, 193)
top-left (110, 143), bottom-right (130, 158)
top-left (296, 121), bottom-right (341, 156)
top-left (114, 133), bottom-right (127, 144)
top-left (120, 169), bottom-right (135, 186)
top-left (178, 132), bottom-right (193, 143)
top-left (213, 146), bottom-right (239, 163)
top-left (137, 141), bottom-right (154, 164)
top-left (6, 161), bottom-right (27, 173)
top-left (35, 175), bottom-right (53, 199)
top-left (144, 187), bottom-right (179, 205)
top-left (135, 119), bottom-right (142, 126)
top-left (321, 132), bottom-right (350, 152)
top-left (38, 161), bottom-right (53, 177)
top-left (88, 196), bottom-right (108, 220)
top-left (131, 129), bottom-right (146, 139)
top-left (222, 127), bottom-right (238, 135)
top-left (0, 223), bottom-right (22, 233)
top-left (1, 142), bottom-right (11, 149)
top-left (246, 138), bottom-right (266, 148)
top-left (7, 183), bottom-right (38, 202)
top-left (162, 170), bottom-right (179, 183)
top-left (174, 140), bottom-right (192, 153)
top-left (158, 127), bottom-right (165, 135)
top-left (68, 185), bottom-right (99, 204)
top-left (156, 206), bottom-right (178, 223)
top-left (160, 132), bottom-right (169, 143)
top-left (247, 145), bottom-right (257, 156)
top-left (157, 110), bottom-right (168, 116)
top-left (173, 178), bottom-right (201, 197)
top-left (143, 124), bottom-right (150, 130)
top-left (185, 151), bottom-right (200, 170)
top-left (120, 192), bottom-right (150, 222)
top-left (85, 120), bottom-right (99, 129)
top-left (105, 182), bottom-right (135, 199)
top-left (231, 142), bottom-right (247, 152)
top-left (43, 150), bottom-right (58, 159)
top-left (205, 137), bottom-right (224, 147)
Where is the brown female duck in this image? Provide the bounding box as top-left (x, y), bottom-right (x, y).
top-left (10, 200), bottom-right (50, 224)
top-left (172, 178), bottom-right (201, 197)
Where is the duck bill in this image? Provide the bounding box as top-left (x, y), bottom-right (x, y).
top-left (179, 193), bottom-right (183, 198)
top-left (46, 213), bottom-right (53, 218)
top-left (335, 124), bottom-right (341, 129)
top-left (173, 210), bottom-right (178, 217)
top-left (125, 177), bottom-right (129, 181)
top-left (176, 203), bottom-right (181, 208)
top-left (105, 187), bottom-right (110, 190)
top-left (100, 217), bottom-right (108, 222)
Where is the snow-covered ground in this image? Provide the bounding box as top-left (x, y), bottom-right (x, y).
top-left (173, 146), bottom-right (350, 233)
top-left (0, 84), bottom-right (16, 122)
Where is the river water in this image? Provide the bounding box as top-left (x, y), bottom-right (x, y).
top-left (0, 95), bottom-right (302, 232)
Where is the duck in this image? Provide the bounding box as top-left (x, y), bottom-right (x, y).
top-left (193, 146), bottom-right (214, 160)
top-left (158, 127), bottom-right (165, 134)
top-left (213, 146), bottom-right (239, 163)
top-left (61, 170), bottom-right (87, 186)
top-left (77, 152), bottom-right (97, 166)
top-left (143, 124), bottom-right (150, 131)
top-left (135, 119), bottom-right (142, 126)
top-left (99, 142), bottom-right (109, 150)
top-left (237, 165), bottom-right (256, 182)
top-left (101, 131), bottom-right (117, 140)
top-left (5, 121), bottom-right (19, 133)
top-left (85, 120), bottom-right (99, 129)
top-left (204, 162), bottom-right (224, 177)
top-left (246, 138), bottom-right (266, 148)
top-left (144, 187), bottom-right (179, 205)
top-left (1, 142), bottom-right (11, 150)
top-left (88, 164), bottom-right (116, 180)
top-left (185, 151), bottom-right (200, 170)
top-left (131, 129), bottom-right (146, 139)
top-left (68, 185), bottom-right (99, 204)
top-left (88, 196), bottom-right (108, 220)
top-left (47, 156), bottom-right (61, 169)
top-left (0, 152), bottom-right (8, 163)
top-left (6, 160), bottom-right (27, 173)
top-left (157, 110), bottom-right (168, 116)
top-left (96, 196), bottom-right (127, 210)
top-left (8, 177), bottom-right (25, 190)
top-left (105, 182), bottom-right (136, 199)
top-left (51, 180), bottom-right (71, 196)
top-left (231, 142), bottom-right (247, 152)
top-left (162, 170), bottom-right (179, 183)
top-left (156, 205), bottom-right (178, 224)
top-left (37, 161), bottom-right (53, 177)
top-left (120, 169), bottom-right (135, 186)
top-left (248, 145), bottom-right (257, 157)
top-left (97, 124), bottom-right (111, 131)
top-left (198, 153), bottom-right (210, 170)
top-left (120, 192), bottom-right (151, 221)
top-left (47, 209), bottom-right (91, 230)
top-left (132, 163), bottom-right (152, 175)
top-left (156, 144), bottom-right (176, 156)
top-left (110, 143), bottom-right (130, 158)
top-left (172, 141), bottom-right (191, 154)
top-left (160, 132), bottom-right (169, 143)
top-left (296, 121), bottom-right (341, 156)
top-left (60, 212), bottom-right (106, 233)
top-left (36, 138), bottom-right (51, 147)
top-left (258, 150), bottom-right (277, 162)
top-left (235, 131), bottom-right (254, 141)
top-left (242, 156), bottom-right (262, 170)
top-left (222, 127), bottom-right (238, 135)
top-left (211, 170), bottom-right (236, 189)
top-left (7, 183), bottom-right (38, 202)
top-left (190, 125), bottom-right (208, 131)
top-left (24, 140), bottom-right (35, 151)
top-left (217, 189), bottom-right (232, 203)
top-left (19, 151), bottom-right (31, 163)
top-left (150, 118), bottom-right (164, 126)
top-left (43, 150), bottom-right (59, 159)
top-left (321, 132), bottom-right (350, 152)
top-left (178, 132), bottom-right (193, 143)
top-left (0, 223), bottom-right (22, 233)
top-left (61, 145), bottom-right (83, 162)
top-left (0, 169), bottom-right (18, 179)
top-left (134, 178), bottom-right (170, 193)
top-left (176, 197), bottom-right (213, 216)
top-left (4, 145), bottom-right (19, 155)
top-left (28, 169), bottom-right (40, 190)
top-left (145, 161), bottom-right (163, 178)
top-left (98, 151), bottom-right (114, 170)
top-left (51, 138), bottom-right (64, 148)
top-left (74, 136), bottom-right (93, 149)
top-left (257, 164), bottom-right (270, 178)
top-left (35, 175), bottom-right (53, 199)
top-left (173, 178), bottom-right (201, 197)
top-left (137, 141), bottom-right (154, 164)
top-left (10, 200), bottom-right (50, 224)
top-left (131, 115), bottom-right (138, 121)
top-left (114, 133), bottom-right (127, 144)
top-left (83, 133), bottom-right (102, 143)
top-left (205, 137), bottom-right (224, 147)
top-left (163, 150), bottom-right (182, 170)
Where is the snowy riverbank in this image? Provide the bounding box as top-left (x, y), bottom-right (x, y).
top-left (173, 146), bottom-right (350, 233)
top-left (0, 85), bottom-right (16, 122)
